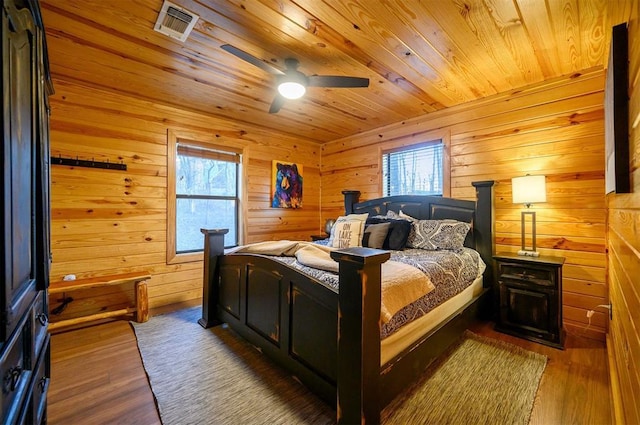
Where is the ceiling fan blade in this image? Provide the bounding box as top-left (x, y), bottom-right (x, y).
top-left (308, 75), bottom-right (370, 88)
top-left (269, 94), bottom-right (286, 114)
top-left (220, 44), bottom-right (285, 76)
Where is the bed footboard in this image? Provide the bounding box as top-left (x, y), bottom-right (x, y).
top-left (199, 228), bottom-right (338, 404)
top-left (331, 248), bottom-right (390, 424)
top-left (199, 229), bottom-right (390, 424)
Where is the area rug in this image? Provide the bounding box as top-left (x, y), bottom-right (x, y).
top-left (132, 307), bottom-right (547, 425)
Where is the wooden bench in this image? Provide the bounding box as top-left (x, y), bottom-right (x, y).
top-left (48, 272), bottom-right (150, 331)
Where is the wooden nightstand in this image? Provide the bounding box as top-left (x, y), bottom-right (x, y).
top-left (494, 253), bottom-right (565, 349)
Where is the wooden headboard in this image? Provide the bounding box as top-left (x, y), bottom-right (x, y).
top-left (342, 181), bottom-right (495, 285)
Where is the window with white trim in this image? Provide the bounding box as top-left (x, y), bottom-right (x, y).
top-left (382, 141), bottom-right (444, 196)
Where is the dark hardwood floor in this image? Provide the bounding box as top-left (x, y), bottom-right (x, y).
top-left (48, 312), bottom-right (612, 424)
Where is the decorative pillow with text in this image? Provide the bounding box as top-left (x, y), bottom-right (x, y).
top-left (328, 213), bottom-right (369, 248)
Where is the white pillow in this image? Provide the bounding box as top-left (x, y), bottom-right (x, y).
top-left (328, 213), bottom-right (369, 248)
top-left (398, 210), bottom-right (416, 221)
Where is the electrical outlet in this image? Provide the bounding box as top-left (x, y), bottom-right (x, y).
top-left (587, 304), bottom-right (613, 321)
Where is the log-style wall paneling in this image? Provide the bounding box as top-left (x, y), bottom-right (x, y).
top-left (48, 79), bottom-right (322, 315)
top-left (608, 1), bottom-right (640, 422)
top-left (40, 0), bottom-right (639, 418)
top-left (322, 69), bottom-right (608, 341)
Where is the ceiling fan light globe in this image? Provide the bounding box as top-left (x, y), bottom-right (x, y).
top-left (278, 82), bottom-right (306, 99)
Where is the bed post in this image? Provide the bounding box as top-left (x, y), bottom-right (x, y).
top-left (198, 228), bottom-right (228, 329)
top-left (342, 190), bottom-right (360, 214)
top-left (330, 247), bottom-right (390, 425)
top-left (471, 180), bottom-right (495, 284)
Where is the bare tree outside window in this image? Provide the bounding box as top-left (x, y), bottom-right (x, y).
top-left (175, 147), bottom-right (240, 252)
top-left (382, 142), bottom-right (444, 196)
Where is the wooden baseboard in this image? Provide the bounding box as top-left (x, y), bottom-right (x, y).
top-left (150, 298), bottom-right (201, 317)
top-left (606, 334), bottom-right (625, 425)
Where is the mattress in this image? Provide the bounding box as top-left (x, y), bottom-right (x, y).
top-left (380, 275), bottom-right (484, 365)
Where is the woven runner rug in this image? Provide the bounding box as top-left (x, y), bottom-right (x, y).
top-left (132, 307), bottom-right (547, 425)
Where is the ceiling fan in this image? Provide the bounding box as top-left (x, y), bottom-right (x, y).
top-left (221, 44), bottom-right (370, 113)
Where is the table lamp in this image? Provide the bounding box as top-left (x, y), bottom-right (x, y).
top-left (512, 175), bottom-right (546, 257)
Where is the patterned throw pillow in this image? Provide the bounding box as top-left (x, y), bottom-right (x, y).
top-left (399, 211), bottom-right (470, 250)
top-left (328, 213), bottom-right (369, 248)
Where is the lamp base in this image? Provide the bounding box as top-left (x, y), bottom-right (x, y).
top-left (517, 250), bottom-right (540, 257)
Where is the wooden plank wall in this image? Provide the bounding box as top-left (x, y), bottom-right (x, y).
top-left (322, 69), bottom-right (608, 341)
top-left (48, 79), bottom-right (321, 318)
top-left (608, 0), bottom-right (640, 422)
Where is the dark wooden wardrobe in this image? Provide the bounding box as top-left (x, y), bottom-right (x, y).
top-left (1, 0), bottom-right (52, 422)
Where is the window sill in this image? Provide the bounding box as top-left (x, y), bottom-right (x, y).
top-left (167, 251), bottom-right (203, 264)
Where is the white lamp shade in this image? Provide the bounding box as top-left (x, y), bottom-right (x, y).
top-left (512, 175), bottom-right (546, 205)
top-left (278, 81), bottom-right (306, 99)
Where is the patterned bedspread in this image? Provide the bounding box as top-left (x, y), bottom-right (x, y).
top-left (268, 244), bottom-right (485, 338)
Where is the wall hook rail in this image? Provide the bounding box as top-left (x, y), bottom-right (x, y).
top-left (51, 155), bottom-right (127, 171)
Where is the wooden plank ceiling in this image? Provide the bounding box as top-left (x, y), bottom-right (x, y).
top-left (40, 0), bottom-right (616, 143)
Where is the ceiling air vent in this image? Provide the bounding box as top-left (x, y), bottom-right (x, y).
top-left (154, 1), bottom-right (199, 42)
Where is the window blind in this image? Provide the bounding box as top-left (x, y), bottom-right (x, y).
top-left (177, 143), bottom-right (240, 163)
top-left (382, 142), bottom-right (444, 196)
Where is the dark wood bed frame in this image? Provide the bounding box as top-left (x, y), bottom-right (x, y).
top-left (199, 181), bottom-right (495, 424)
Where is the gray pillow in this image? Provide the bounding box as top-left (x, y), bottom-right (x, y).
top-left (362, 222), bottom-right (391, 249)
top-left (365, 217), bottom-right (411, 250)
